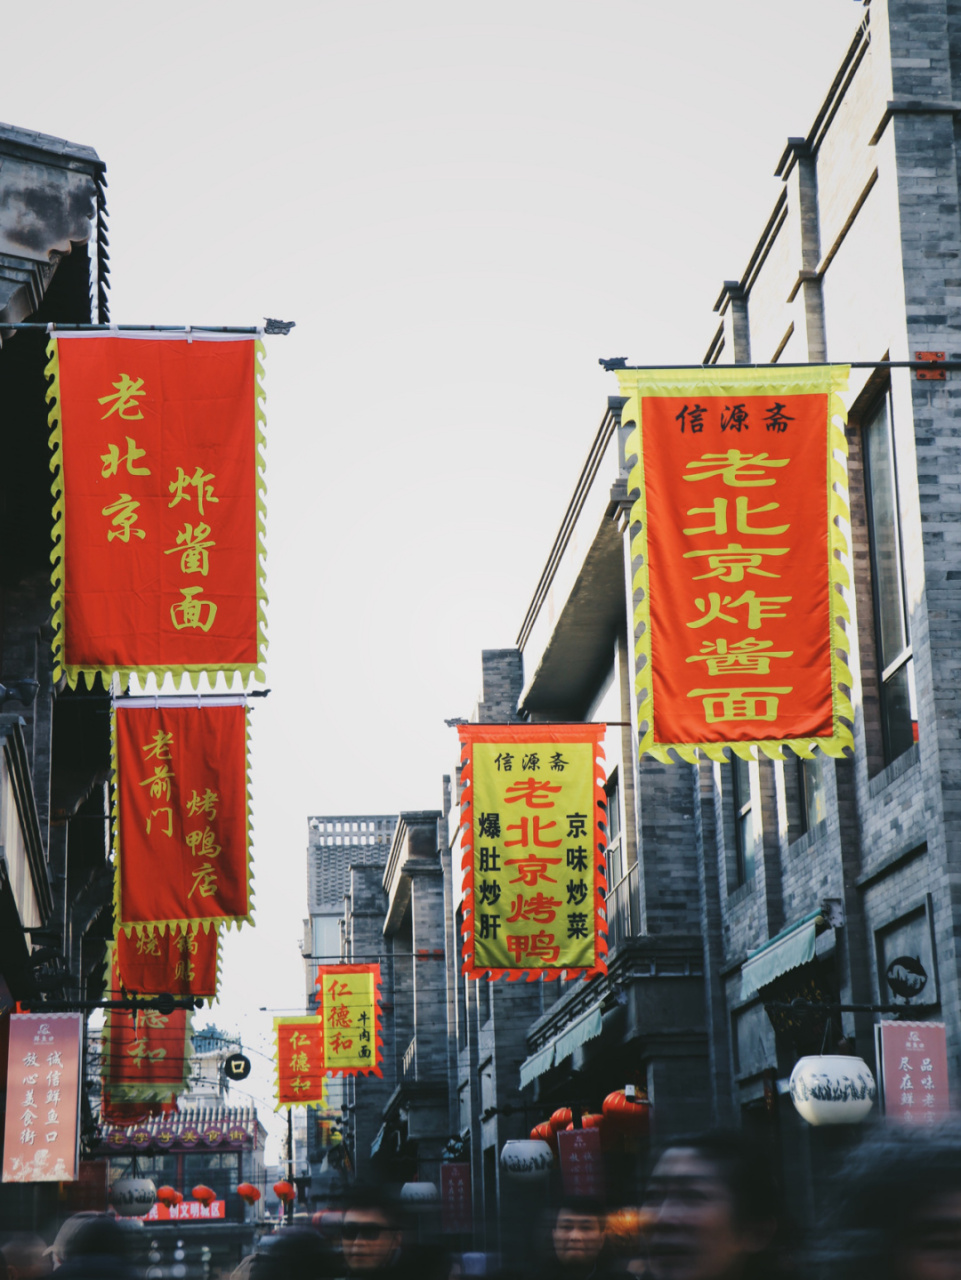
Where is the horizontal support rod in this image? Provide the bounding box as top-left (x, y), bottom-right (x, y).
top-left (0, 322), bottom-right (293, 335)
top-left (764, 999), bottom-right (932, 1014)
top-left (600, 357), bottom-right (961, 371)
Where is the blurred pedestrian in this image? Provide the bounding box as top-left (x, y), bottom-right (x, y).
top-left (340, 1187), bottom-right (446, 1280)
top-left (2, 1236), bottom-right (51, 1280)
top-left (536, 1199), bottom-right (616, 1280)
top-left (250, 1227), bottom-right (332, 1280)
top-left (826, 1122), bottom-right (961, 1280)
top-left (45, 1215), bottom-right (136, 1280)
top-left (642, 1132), bottom-right (783, 1280)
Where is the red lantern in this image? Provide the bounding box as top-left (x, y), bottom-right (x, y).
top-left (273, 1180), bottom-right (295, 1205)
top-left (237, 1182), bottom-right (261, 1205)
top-left (549, 1107), bottom-right (572, 1132)
top-left (192, 1184), bottom-right (216, 1207)
top-left (602, 1089), bottom-right (651, 1136)
top-left (564, 1112), bottom-right (604, 1130)
top-left (173, 1191), bottom-right (184, 1205)
top-left (157, 1185), bottom-right (179, 1208)
top-left (530, 1121), bottom-right (558, 1152)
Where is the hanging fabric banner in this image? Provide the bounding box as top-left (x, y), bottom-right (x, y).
top-left (457, 725), bottom-right (607, 981)
top-left (315, 964), bottom-right (383, 1077)
top-left (614, 366), bottom-right (853, 762)
top-left (116, 925), bottom-right (220, 1000)
top-left (274, 1017), bottom-right (327, 1107)
top-left (113, 701), bottom-right (252, 933)
top-left (102, 945), bottom-right (192, 1101)
top-left (46, 332), bottom-right (266, 690)
top-left (2, 1013), bottom-right (83, 1183)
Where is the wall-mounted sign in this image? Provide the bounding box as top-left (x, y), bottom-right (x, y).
top-left (2, 1013), bottom-right (82, 1182)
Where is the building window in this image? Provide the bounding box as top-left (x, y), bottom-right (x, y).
top-left (863, 392), bottom-right (918, 764)
top-left (798, 756), bottom-right (826, 833)
top-left (731, 757), bottom-right (756, 886)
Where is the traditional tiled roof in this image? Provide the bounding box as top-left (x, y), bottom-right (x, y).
top-left (99, 1104), bottom-right (261, 1153)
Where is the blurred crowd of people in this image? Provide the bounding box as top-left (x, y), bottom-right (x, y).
top-left (8, 1123), bottom-right (961, 1280)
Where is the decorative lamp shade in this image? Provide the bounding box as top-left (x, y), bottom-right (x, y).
top-left (400, 1182), bottom-right (439, 1209)
top-left (500, 1139), bottom-right (553, 1181)
top-left (273, 1180), bottom-right (296, 1204)
top-left (237, 1182), bottom-right (261, 1205)
top-left (173, 1191), bottom-right (184, 1205)
top-left (192, 1184), bottom-right (217, 1207)
top-left (789, 1055), bottom-right (877, 1126)
top-left (110, 1177), bottom-right (157, 1217)
top-left (549, 1107), bottom-right (572, 1132)
top-left (156, 1185), bottom-right (180, 1208)
top-left (603, 1089), bottom-right (651, 1134)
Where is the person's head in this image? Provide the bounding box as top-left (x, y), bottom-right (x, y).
top-left (341, 1189), bottom-right (404, 1274)
top-left (552, 1200), bottom-right (606, 1271)
top-left (642, 1133), bottom-right (778, 1280)
top-left (251, 1228), bottom-right (330, 1280)
top-left (828, 1124), bottom-right (961, 1280)
top-left (2, 1236), bottom-right (51, 1280)
top-left (46, 1216), bottom-right (127, 1269)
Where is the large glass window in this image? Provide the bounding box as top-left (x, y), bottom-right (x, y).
top-left (731, 757), bottom-right (756, 886)
top-left (863, 393), bottom-right (918, 763)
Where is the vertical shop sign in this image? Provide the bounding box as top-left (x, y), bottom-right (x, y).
top-left (274, 1017), bottom-right (327, 1107)
top-left (877, 1021), bottom-right (950, 1124)
top-left (613, 366), bottom-right (852, 761)
top-left (46, 332), bottom-right (267, 689)
top-left (102, 945), bottom-right (192, 1100)
top-left (2, 1013), bottom-right (82, 1182)
top-left (458, 725), bottom-right (607, 980)
top-left (440, 1163), bottom-right (472, 1233)
top-left (557, 1128), bottom-right (604, 1199)
top-left (113, 701), bottom-right (251, 932)
top-left (316, 965), bottom-right (383, 1076)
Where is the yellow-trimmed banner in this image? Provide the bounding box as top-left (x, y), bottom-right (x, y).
top-left (615, 365), bottom-right (853, 762)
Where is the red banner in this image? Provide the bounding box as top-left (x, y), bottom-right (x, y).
top-left (144, 1200), bottom-right (226, 1221)
top-left (615, 367), bottom-right (852, 761)
top-left (316, 964), bottom-right (383, 1077)
top-left (116, 925), bottom-right (219, 998)
top-left (47, 333), bottom-right (266, 689)
top-left (102, 946), bottom-right (191, 1100)
top-left (878, 1021), bottom-right (950, 1125)
top-left (2, 1014), bottom-right (82, 1182)
top-left (275, 1017), bottom-right (326, 1106)
top-left (114, 702), bottom-right (251, 932)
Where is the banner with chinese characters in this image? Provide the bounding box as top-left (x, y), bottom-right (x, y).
top-left (46, 332), bottom-right (266, 690)
top-left (274, 1017), bottom-right (327, 1107)
top-left (113, 701), bottom-right (252, 933)
top-left (2, 1013), bottom-right (82, 1182)
top-left (877, 1021), bottom-right (949, 1124)
top-left (315, 964), bottom-right (383, 1076)
top-left (116, 924), bottom-right (220, 1000)
top-left (102, 945), bottom-right (192, 1101)
top-left (457, 725), bottom-right (607, 981)
top-left (614, 366), bottom-right (853, 761)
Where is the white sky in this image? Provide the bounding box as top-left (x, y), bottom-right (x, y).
top-left (6, 0), bottom-right (865, 1161)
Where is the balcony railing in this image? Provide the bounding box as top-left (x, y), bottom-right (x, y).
top-left (402, 1036), bottom-right (416, 1080)
top-left (605, 862), bottom-right (639, 951)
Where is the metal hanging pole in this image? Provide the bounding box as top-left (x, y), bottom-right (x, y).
top-left (286, 1107), bottom-right (294, 1227)
top-left (0, 320), bottom-right (295, 335)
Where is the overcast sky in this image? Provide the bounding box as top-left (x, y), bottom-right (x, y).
top-left (7, 0), bottom-right (865, 1162)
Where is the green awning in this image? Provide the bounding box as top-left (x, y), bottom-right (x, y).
top-left (740, 910), bottom-right (823, 1000)
top-left (554, 1006), bottom-right (604, 1063)
top-left (370, 1124), bottom-right (386, 1157)
top-left (519, 1043), bottom-right (556, 1090)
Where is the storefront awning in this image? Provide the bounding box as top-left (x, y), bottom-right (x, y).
top-left (740, 909), bottom-right (823, 1000)
top-left (519, 1043), bottom-right (556, 1090)
top-left (370, 1124), bottom-right (386, 1157)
